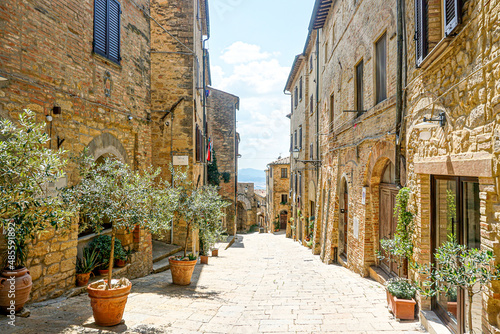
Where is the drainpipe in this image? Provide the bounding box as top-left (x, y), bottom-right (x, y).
top-left (316, 30), bottom-right (320, 184)
top-left (395, 0), bottom-right (403, 188)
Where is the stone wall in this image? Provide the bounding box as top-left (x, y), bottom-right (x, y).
top-left (207, 87), bottom-right (239, 235)
top-left (403, 0), bottom-right (500, 330)
top-left (0, 0), bottom-right (153, 302)
top-left (150, 0), bottom-right (208, 249)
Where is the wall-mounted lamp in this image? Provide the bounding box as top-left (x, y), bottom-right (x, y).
top-left (292, 146), bottom-right (321, 166)
top-left (127, 115), bottom-right (133, 121)
top-left (45, 115), bottom-right (53, 122)
top-left (292, 147), bottom-right (300, 160)
top-left (415, 112), bottom-right (446, 141)
top-left (415, 112), bottom-right (446, 129)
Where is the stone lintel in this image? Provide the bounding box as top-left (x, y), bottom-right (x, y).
top-left (414, 154), bottom-right (493, 177)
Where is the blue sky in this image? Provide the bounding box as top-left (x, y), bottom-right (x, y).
top-left (207, 0), bottom-right (315, 171)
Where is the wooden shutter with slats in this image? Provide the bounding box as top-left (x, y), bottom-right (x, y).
top-left (444, 0), bottom-right (461, 36)
top-left (93, 0), bottom-right (107, 57)
top-left (108, 0), bottom-right (121, 63)
top-left (415, 0), bottom-right (428, 67)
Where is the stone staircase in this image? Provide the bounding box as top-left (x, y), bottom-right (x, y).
top-left (152, 240), bottom-right (183, 274)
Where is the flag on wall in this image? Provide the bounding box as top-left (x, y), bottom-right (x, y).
top-left (207, 137), bottom-right (212, 162)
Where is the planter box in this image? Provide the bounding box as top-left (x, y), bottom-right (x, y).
top-left (386, 290), bottom-right (416, 320)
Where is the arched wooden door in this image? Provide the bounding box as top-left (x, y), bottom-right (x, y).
top-left (339, 179), bottom-right (348, 258)
top-left (279, 211), bottom-right (287, 230)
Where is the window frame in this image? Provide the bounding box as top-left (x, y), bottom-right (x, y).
top-left (375, 32), bottom-right (387, 104)
top-left (355, 59), bottom-right (364, 117)
top-left (93, 0), bottom-right (122, 64)
top-left (281, 168), bottom-right (288, 179)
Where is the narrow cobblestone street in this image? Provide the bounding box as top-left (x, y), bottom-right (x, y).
top-left (1, 233), bottom-right (425, 334)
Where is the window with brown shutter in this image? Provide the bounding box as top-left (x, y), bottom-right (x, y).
top-left (329, 94), bottom-right (334, 133)
top-left (415, 0), bottom-right (428, 67)
top-left (375, 33), bottom-right (387, 104)
top-left (355, 60), bottom-right (364, 116)
top-left (310, 94), bottom-right (314, 114)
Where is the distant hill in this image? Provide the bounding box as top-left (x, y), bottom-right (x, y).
top-left (238, 168), bottom-right (266, 189)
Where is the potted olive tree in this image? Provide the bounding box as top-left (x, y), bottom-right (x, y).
top-left (62, 156), bottom-right (177, 326)
top-left (199, 201), bottom-right (226, 265)
top-left (416, 236), bottom-right (500, 333)
top-left (0, 110), bottom-right (72, 313)
top-left (169, 182), bottom-right (227, 285)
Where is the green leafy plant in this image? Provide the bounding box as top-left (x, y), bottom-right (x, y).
top-left (379, 187), bottom-right (414, 273)
top-left (415, 235), bottom-right (500, 333)
top-left (221, 172), bottom-right (231, 183)
top-left (87, 235), bottom-right (126, 269)
top-left (207, 152), bottom-right (220, 187)
top-left (274, 220), bottom-right (280, 230)
top-left (173, 173), bottom-right (228, 258)
top-left (0, 110), bottom-right (72, 269)
top-left (62, 155), bottom-right (177, 289)
top-left (386, 277), bottom-right (416, 300)
top-left (76, 247), bottom-right (101, 274)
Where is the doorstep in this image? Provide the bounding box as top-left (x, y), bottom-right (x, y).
top-left (368, 265), bottom-right (391, 285)
top-left (420, 310), bottom-right (452, 334)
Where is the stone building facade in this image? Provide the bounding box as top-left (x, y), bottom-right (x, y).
top-left (291, 0), bottom-right (500, 332)
top-left (0, 0), bottom-right (153, 302)
top-left (265, 157), bottom-right (291, 233)
top-left (150, 0), bottom-right (210, 248)
top-left (285, 33), bottom-right (320, 245)
top-left (403, 0), bottom-right (500, 332)
top-left (206, 87), bottom-right (239, 236)
top-left (236, 183), bottom-right (257, 232)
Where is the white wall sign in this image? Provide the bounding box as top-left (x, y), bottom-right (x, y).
top-left (44, 176), bottom-right (68, 197)
top-left (362, 187), bottom-right (366, 205)
top-left (173, 155), bottom-right (189, 166)
top-left (353, 217), bottom-right (359, 239)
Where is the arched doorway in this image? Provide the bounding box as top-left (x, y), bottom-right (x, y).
top-left (378, 161), bottom-right (399, 276)
top-left (339, 178), bottom-right (348, 259)
top-left (279, 210), bottom-right (288, 230)
top-left (237, 202), bottom-right (246, 232)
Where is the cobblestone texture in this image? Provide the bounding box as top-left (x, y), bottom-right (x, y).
top-left (1, 233), bottom-right (426, 334)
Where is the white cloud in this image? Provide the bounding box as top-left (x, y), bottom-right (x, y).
top-left (211, 42), bottom-right (291, 169)
top-left (220, 41), bottom-right (272, 64)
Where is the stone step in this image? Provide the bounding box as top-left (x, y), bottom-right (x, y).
top-left (152, 250), bottom-right (184, 274)
top-left (152, 240), bottom-right (183, 263)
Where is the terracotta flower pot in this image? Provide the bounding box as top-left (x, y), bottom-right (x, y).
top-left (115, 259), bottom-right (127, 268)
top-left (87, 280), bottom-right (132, 327)
top-left (211, 249), bottom-right (219, 257)
top-left (447, 301), bottom-right (457, 318)
top-left (200, 255), bottom-right (208, 264)
top-left (169, 258), bottom-right (197, 285)
top-left (98, 269), bottom-right (109, 276)
top-left (0, 267), bottom-right (32, 313)
top-left (76, 273), bottom-right (91, 287)
top-left (386, 290), bottom-right (416, 320)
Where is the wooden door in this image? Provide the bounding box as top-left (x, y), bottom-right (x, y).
top-left (379, 184), bottom-right (399, 275)
top-left (343, 191), bottom-right (348, 256)
top-left (280, 212), bottom-right (287, 229)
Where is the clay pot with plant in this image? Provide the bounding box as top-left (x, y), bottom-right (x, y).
top-left (76, 247), bottom-right (101, 287)
top-left (169, 178), bottom-right (227, 285)
top-left (386, 278), bottom-right (417, 320)
top-left (0, 111), bottom-right (73, 313)
top-left (199, 207), bottom-right (225, 265)
top-left (62, 156), bottom-right (177, 326)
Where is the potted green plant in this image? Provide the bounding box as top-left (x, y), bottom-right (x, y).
top-left (76, 248), bottom-right (101, 286)
top-left (386, 278), bottom-right (417, 320)
top-left (0, 111), bottom-right (72, 313)
top-left (86, 235), bottom-right (126, 274)
top-left (415, 235), bottom-right (500, 333)
top-left (62, 156), bottom-right (177, 326)
top-left (170, 180), bottom-right (227, 285)
top-left (199, 207), bottom-right (225, 264)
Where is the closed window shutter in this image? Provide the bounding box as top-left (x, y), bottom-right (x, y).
top-left (444, 0), bottom-right (461, 36)
top-left (108, 0), bottom-right (121, 63)
top-left (415, 0), bottom-right (428, 67)
top-left (93, 0), bottom-right (107, 57)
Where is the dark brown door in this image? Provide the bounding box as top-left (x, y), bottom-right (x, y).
top-left (279, 212), bottom-right (287, 229)
top-left (343, 191), bottom-right (348, 257)
top-left (379, 184), bottom-right (399, 275)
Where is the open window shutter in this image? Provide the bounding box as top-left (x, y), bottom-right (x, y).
top-left (415, 0), bottom-right (428, 67)
top-left (93, 0), bottom-right (107, 57)
top-left (108, 0), bottom-right (121, 63)
top-left (444, 0), bottom-right (461, 36)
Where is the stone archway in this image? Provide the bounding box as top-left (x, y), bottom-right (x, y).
top-left (86, 132), bottom-right (129, 164)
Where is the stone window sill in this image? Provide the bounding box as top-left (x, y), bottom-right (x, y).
top-left (418, 37), bottom-right (452, 69)
top-left (92, 52), bottom-right (122, 71)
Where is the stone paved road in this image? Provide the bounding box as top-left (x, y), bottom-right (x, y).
top-left (1, 232), bottom-right (426, 333)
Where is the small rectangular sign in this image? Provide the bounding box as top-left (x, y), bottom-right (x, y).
top-left (362, 187), bottom-right (366, 205)
top-left (173, 155), bottom-right (189, 166)
top-left (353, 217), bottom-right (359, 239)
